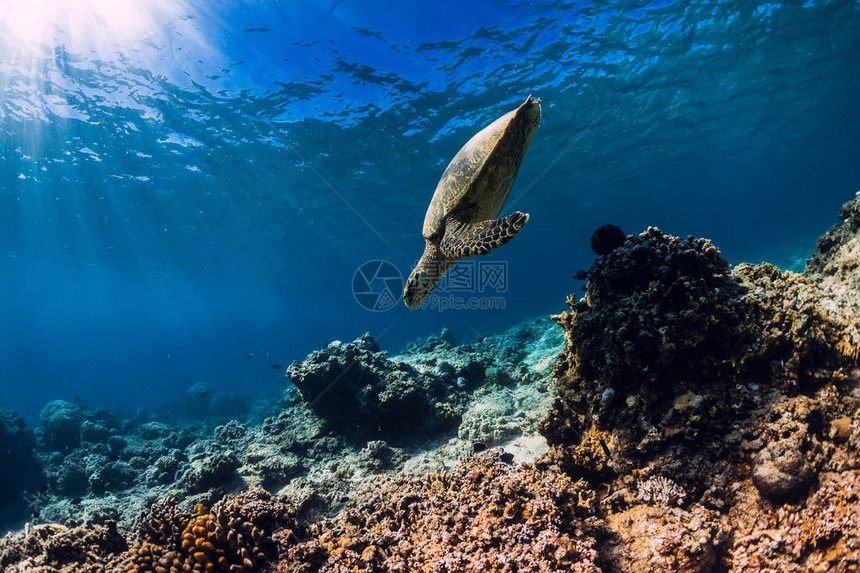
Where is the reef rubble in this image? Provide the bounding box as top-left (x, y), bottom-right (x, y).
top-left (0, 193), bottom-right (857, 572)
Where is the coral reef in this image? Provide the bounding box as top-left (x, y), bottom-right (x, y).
top-left (0, 313), bottom-right (566, 571)
top-left (36, 400), bottom-right (89, 452)
top-left (1, 313), bottom-right (557, 541)
top-left (0, 489), bottom-right (293, 573)
top-left (2, 194), bottom-right (857, 572)
top-left (0, 521), bottom-right (127, 572)
top-left (0, 407), bottom-right (44, 526)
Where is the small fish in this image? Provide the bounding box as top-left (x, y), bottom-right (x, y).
top-left (271, 364), bottom-right (282, 370)
top-left (499, 452), bottom-right (514, 464)
top-left (599, 437), bottom-right (612, 460)
top-left (246, 352), bottom-right (254, 359)
top-left (328, 501), bottom-right (348, 517)
top-left (471, 442), bottom-right (487, 453)
top-left (573, 270), bottom-right (589, 280)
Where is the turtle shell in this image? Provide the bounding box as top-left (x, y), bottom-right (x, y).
top-left (422, 95), bottom-right (541, 239)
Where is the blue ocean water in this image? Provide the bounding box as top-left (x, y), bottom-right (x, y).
top-left (0, 0), bottom-right (858, 422)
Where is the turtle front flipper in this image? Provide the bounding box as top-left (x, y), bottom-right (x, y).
top-left (440, 211), bottom-right (530, 259)
top-left (403, 243), bottom-right (454, 309)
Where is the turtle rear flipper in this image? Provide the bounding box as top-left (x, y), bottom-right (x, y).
top-left (441, 211), bottom-right (529, 259)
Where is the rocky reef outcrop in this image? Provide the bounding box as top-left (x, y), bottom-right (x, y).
top-left (806, 192), bottom-right (860, 361)
top-left (539, 193), bottom-right (860, 570)
top-left (286, 333), bottom-right (464, 443)
top-left (541, 222), bottom-right (848, 473)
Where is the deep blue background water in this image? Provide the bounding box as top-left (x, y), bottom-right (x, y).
top-left (1, 0), bottom-right (858, 422)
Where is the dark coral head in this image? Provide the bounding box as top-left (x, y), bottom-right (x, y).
top-left (590, 224), bottom-right (626, 255)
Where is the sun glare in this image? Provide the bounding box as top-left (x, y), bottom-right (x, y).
top-left (0, 0), bottom-right (226, 112)
top-left (0, 0), bottom-right (186, 59)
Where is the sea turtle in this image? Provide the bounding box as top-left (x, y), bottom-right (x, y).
top-left (403, 95), bottom-right (541, 309)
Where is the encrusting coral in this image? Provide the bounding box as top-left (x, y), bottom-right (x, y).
top-left (278, 452), bottom-right (601, 572)
top-left (0, 521), bottom-right (127, 572)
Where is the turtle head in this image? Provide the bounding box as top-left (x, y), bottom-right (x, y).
top-left (403, 243), bottom-right (453, 310)
top-left (402, 272), bottom-right (435, 310)
top-left (519, 95), bottom-right (541, 130)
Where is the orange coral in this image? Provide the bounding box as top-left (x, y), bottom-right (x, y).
top-left (115, 488), bottom-right (289, 573)
top-left (122, 539), bottom-right (182, 573)
top-left (181, 512), bottom-right (237, 571)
